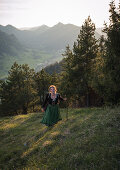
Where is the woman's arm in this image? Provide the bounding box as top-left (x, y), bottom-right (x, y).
top-left (42, 93), bottom-right (49, 108)
top-left (58, 94), bottom-right (67, 101)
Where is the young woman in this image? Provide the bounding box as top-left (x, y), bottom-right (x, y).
top-left (41, 85), bottom-right (66, 126)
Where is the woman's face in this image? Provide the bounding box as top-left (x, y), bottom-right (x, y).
top-left (50, 87), bottom-right (55, 94)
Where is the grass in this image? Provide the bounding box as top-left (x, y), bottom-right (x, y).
top-left (0, 107), bottom-right (120, 170)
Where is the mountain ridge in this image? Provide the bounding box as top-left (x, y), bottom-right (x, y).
top-left (0, 23), bottom-right (104, 48)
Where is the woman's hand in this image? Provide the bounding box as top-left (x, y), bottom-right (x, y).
top-left (41, 108), bottom-right (45, 112)
top-left (64, 98), bottom-right (67, 101)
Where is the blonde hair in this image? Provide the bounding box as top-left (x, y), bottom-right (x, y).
top-left (48, 85), bottom-right (57, 93)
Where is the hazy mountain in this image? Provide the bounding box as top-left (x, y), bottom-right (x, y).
top-left (0, 23), bottom-right (102, 51)
top-left (0, 30), bottom-right (25, 78)
top-left (44, 60), bottom-right (64, 74)
top-left (0, 25), bottom-right (20, 35)
top-left (0, 26), bottom-right (63, 79)
top-left (19, 27), bottom-right (33, 30)
top-left (30, 25), bottom-right (50, 32)
top-left (0, 24), bottom-right (39, 47)
top-left (20, 25), bottom-right (50, 31)
top-left (0, 30), bottom-right (23, 56)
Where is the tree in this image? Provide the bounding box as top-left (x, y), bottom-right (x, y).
top-left (50, 72), bottom-right (61, 88)
top-left (91, 35), bottom-right (106, 105)
top-left (102, 0), bottom-right (120, 104)
top-left (60, 46), bottom-right (74, 104)
top-left (62, 16), bottom-right (98, 107)
top-left (0, 62), bottom-right (36, 115)
top-left (34, 69), bottom-right (51, 105)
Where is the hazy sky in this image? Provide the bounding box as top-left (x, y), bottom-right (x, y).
top-left (0, 0), bottom-right (119, 28)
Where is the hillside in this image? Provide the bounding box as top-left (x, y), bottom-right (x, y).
top-left (0, 30), bottom-right (24, 79)
top-left (0, 28), bottom-right (63, 79)
top-left (0, 30), bottom-right (23, 56)
top-left (43, 59), bottom-right (64, 74)
top-left (0, 107), bottom-right (119, 169)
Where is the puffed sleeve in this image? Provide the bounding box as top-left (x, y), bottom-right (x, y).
top-left (42, 93), bottom-right (49, 108)
top-left (58, 93), bottom-right (64, 101)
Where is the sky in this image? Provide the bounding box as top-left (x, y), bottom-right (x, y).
top-left (0, 0), bottom-right (119, 28)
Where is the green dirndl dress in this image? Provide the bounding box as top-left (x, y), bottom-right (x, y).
top-left (40, 104), bottom-right (62, 126)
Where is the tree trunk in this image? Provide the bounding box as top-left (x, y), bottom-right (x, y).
top-left (86, 92), bottom-right (90, 107)
top-left (40, 95), bottom-right (42, 104)
top-left (32, 105), bottom-right (34, 112)
top-left (22, 105), bottom-right (27, 114)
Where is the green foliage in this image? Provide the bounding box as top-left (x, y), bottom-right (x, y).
top-left (0, 62), bottom-right (37, 115)
top-left (94, 0), bottom-right (120, 105)
top-left (62, 16), bottom-right (98, 106)
top-left (34, 69), bottom-right (51, 104)
top-left (60, 2), bottom-right (120, 106)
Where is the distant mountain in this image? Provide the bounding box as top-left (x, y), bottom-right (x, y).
top-left (19, 27), bottom-right (33, 30)
top-left (30, 25), bottom-right (50, 32)
top-left (0, 24), bottom-right (20, 35)
top-left (0, 30), bottom-right (23, 56)
top-left (44, 59), bottom-right (64, 74)
top-left (0, 27), bottom-right (63, 79)
top-left (0, 24), bottom-right (37, 47)
top-left (36, 22), bottom-right (81, 51)
top-left (0, 23), bottom-right (102, 51)
top-left (20, 25), bottom-right (50, 31)
top-left (0, 30), bottom-right (25, 78)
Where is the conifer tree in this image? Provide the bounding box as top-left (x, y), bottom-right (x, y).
top-left (0, 62), bottom-right (36, 115)
top-left (62, 16), bottom-right (98, 106)
top-left (61, 45), bottom-right (74, 101)
top-left (103, 0), bottom-right (120, 104)
top-left (50, 72), bottom-right (60, 88)
top-left (34, 69), bottom-right (51, 105)
top-left (91, 35), bottom-right (106, 104)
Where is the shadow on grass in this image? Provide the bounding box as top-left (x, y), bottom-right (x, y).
top-left (0, 112), bottom-right (44, 132)
top-left (21, 125), bottom-right (55, 158)
top-left (0, 116), bottom-right (56, 169)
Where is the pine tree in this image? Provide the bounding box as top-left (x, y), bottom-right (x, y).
top-left (34, 69), bottom-right (51, 105)
top-left (0, 62), bottom-right (36, 115)
top-left (103, 0), bottom-right (120, 104)
top-left (61, 45), bottom-right (74, 102)
top-left (50, 72), bottom-right (60, 88)
top-left (91, 35), bottom-right (106, 105)
top-left (62, 16), bottom-right (98, 106)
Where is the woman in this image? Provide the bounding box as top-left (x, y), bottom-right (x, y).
top-left (41, 85), bottom-right (66, 126)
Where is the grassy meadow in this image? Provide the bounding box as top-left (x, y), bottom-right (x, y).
top-left (0, 107), bottom-right (120, 170)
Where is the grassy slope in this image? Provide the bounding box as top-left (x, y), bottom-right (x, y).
top-left (0, 107), bottom-right (120, 170)
top-left (0, 49), bottom-right (62, 79)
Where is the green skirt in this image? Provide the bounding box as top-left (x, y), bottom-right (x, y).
top-left (40, 104), bottom-right (62, 126)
